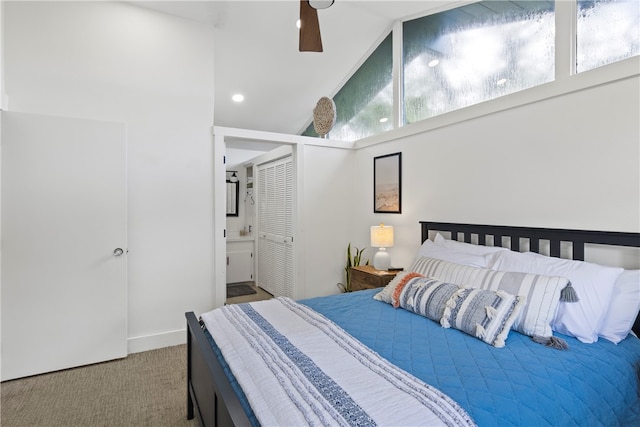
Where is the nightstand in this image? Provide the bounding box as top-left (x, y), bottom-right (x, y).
top-left (350, 265), bottom-right (401, 291)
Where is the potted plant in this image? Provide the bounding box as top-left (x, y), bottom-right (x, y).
top-left (337, 243), bottom-right (369, 292)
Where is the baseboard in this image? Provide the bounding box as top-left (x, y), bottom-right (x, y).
top-left (127, 329), bottom-right (186, 354)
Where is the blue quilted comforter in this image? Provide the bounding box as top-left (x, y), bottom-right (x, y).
top-left (301, 289), bottom-right (640, 427)
top-left (208, 289), bottom-right (640, 426)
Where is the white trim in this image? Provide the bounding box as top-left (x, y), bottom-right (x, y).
top-left (214, 132), bottom-right (227, 309)
top-left (127, 329), bottom-right (186, 354)
top-left (292, 143), bottom-right (305, 299)
top-left (392, 20), bottom-right (403, 129)
top-left (215, 126), bottom-right (355, 150)
top-left (355, 56), bottom-right (639, 149)
top-left (556, 0), bottom-right (578, 80)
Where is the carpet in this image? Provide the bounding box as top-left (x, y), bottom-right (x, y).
top-left (0, 345), bottom-right (196, 427)
top-left (227, 284), bottom-right (257, 298)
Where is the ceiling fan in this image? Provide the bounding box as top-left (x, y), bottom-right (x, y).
top-left (299, 0), bottom-right (334, 52)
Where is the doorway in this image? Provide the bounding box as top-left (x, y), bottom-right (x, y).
top-left (224, 138), bottom-right (292, 302)
top-left (214, 130), bottom-right (302, 307)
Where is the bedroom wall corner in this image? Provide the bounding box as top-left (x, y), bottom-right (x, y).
top-left (301, 145), bottom-right (358, 298)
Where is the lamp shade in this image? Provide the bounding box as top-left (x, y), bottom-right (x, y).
top-left (371, 225), bottom-right (394, 248)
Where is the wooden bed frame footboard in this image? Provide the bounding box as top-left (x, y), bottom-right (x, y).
top-left (186, 311), bottom-right (251, 427)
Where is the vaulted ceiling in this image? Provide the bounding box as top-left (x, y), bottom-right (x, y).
top-left (131, 1), bottom-right (456, 135)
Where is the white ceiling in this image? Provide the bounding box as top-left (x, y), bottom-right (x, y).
top-left (132, 1), bottom-right (456, 137)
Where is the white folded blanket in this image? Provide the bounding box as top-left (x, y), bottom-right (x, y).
top-left (201, 297), bottom-right (475, 427)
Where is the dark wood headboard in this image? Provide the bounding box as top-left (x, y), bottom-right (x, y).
top-left (419, 221), bottom-right (640, 337)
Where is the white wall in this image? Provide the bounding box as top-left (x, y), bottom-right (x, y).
top-left (301, 145), bottom-right (357, 297)
top-left (351, 75), bottom-right (640, 270)
top-left (3, 1), bottom-right (215, 352)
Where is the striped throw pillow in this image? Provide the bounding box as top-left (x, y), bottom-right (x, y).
top-left (443, 287), bottom-right (525, 348)
top-left (410, 257), bottom-right (568, 338)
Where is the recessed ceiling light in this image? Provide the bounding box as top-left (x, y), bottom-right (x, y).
top-left (379, 117), bottom-right (388, 123)
top-left (428, 59), bottom-right (440, 67)
top-left (496, 78), bottom-right (507, 86)
top-left (232, 94), bottom-right (244, 102)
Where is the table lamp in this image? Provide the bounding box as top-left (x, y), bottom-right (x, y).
top-left (370, 224), bottom-right (394, 270)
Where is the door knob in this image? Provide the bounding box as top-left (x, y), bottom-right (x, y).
top-left (113, 248), bottom-right (124, 257)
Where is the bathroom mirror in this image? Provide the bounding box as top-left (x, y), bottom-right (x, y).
top-left (226, 180), bottom-right (239, 217)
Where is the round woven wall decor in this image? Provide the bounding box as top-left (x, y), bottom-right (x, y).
top-left (313, 97), bottom-right (336, 137)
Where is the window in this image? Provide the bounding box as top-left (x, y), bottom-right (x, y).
top-left (303, 33), bottom-right (393, 141)
top-left (577, 0), bottom-right (640, 72)
top-left (301, 0), bottom-right (638, 142)
top-left (403, 1), bottom-right (555, 124)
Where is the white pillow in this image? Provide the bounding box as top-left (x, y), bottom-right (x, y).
top-left (416, 238), bottom-right (487, 268)
top-left (487, 251), bottom-right (623, 343)
top-left (599, 269), bottom-right (640, 344)
top-left (434, 233), bottom-right (509, 256)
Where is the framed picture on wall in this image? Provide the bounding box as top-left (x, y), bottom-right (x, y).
top-left (373, 152), bottom-right (401, 214)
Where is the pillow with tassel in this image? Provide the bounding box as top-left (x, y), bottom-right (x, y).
top-left (410, 256), bottom-right (572, 339)
top-left (442, 287), bottom-right (525, 348)
top-left (487, 250), bottom-right (623, 343)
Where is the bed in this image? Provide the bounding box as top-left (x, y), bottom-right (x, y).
top-left (186, 221), bottom-right (640, 427)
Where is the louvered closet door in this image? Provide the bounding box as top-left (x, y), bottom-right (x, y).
top-left (256, 156), bottom-right (294, 298)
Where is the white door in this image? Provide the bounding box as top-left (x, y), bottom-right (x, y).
top-left (1, 111), bottom-right (127, 381)
top-left (256, 156), bottom-right (294, 298)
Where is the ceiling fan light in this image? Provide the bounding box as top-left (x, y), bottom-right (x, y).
top-left (308, 0), bottom-right (334, 10)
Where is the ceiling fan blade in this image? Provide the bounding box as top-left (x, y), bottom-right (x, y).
top-left (299, 0), bottom-right (323, 52)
